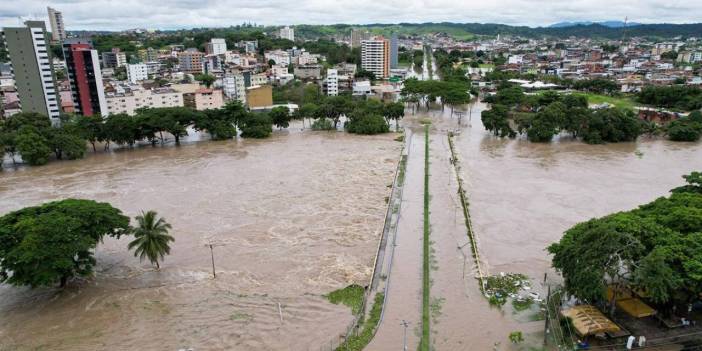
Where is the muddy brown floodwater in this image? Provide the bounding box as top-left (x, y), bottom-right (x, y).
top-left (0, 125), bottom-right (401, 350)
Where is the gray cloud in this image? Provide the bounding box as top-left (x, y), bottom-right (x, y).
top-left (1, 0), bottom-right (700, 30)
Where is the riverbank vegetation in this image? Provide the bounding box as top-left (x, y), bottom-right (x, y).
top-left (335, 292), bottom-right (384, 351)
top-left (401, 78), bottom-right (472, 113)
top-left (327, 284), bottom-right (365, 315)
top-left (0, 199), bottom-right (172, 288)
top-left (481, 85), bottom-right (660, 144)
top-left (548, 172), bottom-right (702, 313)
top-left (1, 94), bottom-right (404, 168)
top-left (637, 85), bottom-right (702, 112)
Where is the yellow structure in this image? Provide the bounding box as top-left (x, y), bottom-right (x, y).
top-left (607, 287), bottom-right (657, 318)
top-left (246, 85), bottom-right (273, 108)
top-left (561, 305), bottom-right (621, 337)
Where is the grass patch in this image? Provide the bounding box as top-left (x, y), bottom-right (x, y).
top-left (419, 118), bottom-right (432, 125)
top-left (420, 124), bottom-right (431, 350)
top-left (397, 155), bottom-right (408, 186)
top-left (572, 92), bottom-right (638, 111)
top-left (479, 63), bottom-right (495, 69)
top-left (327, 284), bottom-right (365, 315)
top-left (336, 292), bottom-right (384, 351)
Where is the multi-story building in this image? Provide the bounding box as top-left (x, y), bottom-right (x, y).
top-left (246, 85), bottom-right (273, 108)
top-left (101, 48), bottom-right (127, 68)
top-left (137, 47), bottom-right (158, 62)
top-left (280, 26), bottom-right (295, 41)
top-left (222, 74), bottom-right (246, 104)
top-left (105, 87), bottom-right (183, 115)
top-left (126, 63), bottom-right (148, 83)
top-left (297, 51), bottom-right (318, 65)
top-left (62, 38), bottom-right (107, 116)
top-left (325, 69), bottom-right (338, 96)
top-left (361, 37), bottom-right (390, 79)
top-left (293, 65), bottom-right (322, 80)
top-left (264, 50), bottom-right (291, 66)
top-left (184, 88), bottom-right (224, 111)
top-left (2, 21), bottom-right (61, 122)
top-left (206, 38), bottom-right (227, 56)
top-left (390, 34), bottom-right (399, 69)
top-left (47, 7), bottom-right (66, 43)
top-left (178, 50), bottom-right (205, 74)
top-left (351, 29), bottom-right (370, 48)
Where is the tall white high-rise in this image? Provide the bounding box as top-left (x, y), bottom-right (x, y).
top-left (326, 69), bottom-right (338, 96)
top-left (206, 38), bottom-right (227, 55)
top-left (47, 7), bottom-right (66, 43)
top-left (361, 37), bottom-right (389, 79)
top-left (280, 26), bottom-right (295, 41)
top-left (126, 63), bottom-right (148, 83)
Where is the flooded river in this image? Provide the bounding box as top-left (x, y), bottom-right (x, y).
top-left (0, 126), bottom-right (401, 350)
top-left (455, 102), bottom-right (702, 282)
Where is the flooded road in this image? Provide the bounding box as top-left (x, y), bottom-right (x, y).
top-left (373, 101), bottom-right (702, 350)
top-left (0, 126), bottom-right (401, 350)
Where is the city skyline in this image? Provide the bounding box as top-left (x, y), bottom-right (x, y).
top-left (1, 0), bottom-right (701, 31)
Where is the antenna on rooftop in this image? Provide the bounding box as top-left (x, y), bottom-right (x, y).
top-left (622, 16), bottom-right (629, 42)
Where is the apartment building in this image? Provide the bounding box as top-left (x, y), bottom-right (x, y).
top-left (325, 69), bottom-right (339, 96)
top-left (184, 88), bottom-right (224, 111)
top-left (178, 50), bottom-right (205, 74)
top-left (264, 50), bottom-right (291, 65)
top-left (105, 87), bottom-right (183, 115)
top-left (2, 21), bottom-right (61, 121)
top-left (351, 29), bottom-right (370, 48)
top-left (361, 37), bottom-right (390, 79)
top-left (222, 74), bottom-right (246, 104)
top-left (206, 38), bottom-right (227, 55)
top-left (126, 63), bottom-right (148, 83)
top-left (62, 38), bottom-right (107, 116)
top-left (47, 7), bottom-right (66, 43)
top-left (102, 48), bottom-right (127, 68)
top-left (280, 26), bottom-right (294, 41)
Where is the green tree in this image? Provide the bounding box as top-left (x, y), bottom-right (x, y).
top-left (0, 199), bottom-right (130, 287)
top-left (671, 172), bottom-right (702, 194)
top-left (383, 102), bottom-right (405, 131)
top-left (75, 114), bottom-right (104, 152)
top-left (239, 113), bottom-right (273, 138)
top-left (481, 104), bottom-right (515, 138)
top-left (15, 127), bottom-right (52, 166)
top-left (270, 106), bottom-right (291, 129)
top-left (127, 210), bottom-right (174, 270)
top-left (194, 74), bottom-right (216, 88)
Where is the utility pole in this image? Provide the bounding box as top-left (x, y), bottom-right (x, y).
top-left (209, 244), bottom-right (216, 278)
top-left (401, 320), bottom-right (409, 351)
top-left (544, 284), bottom-right (551, 346)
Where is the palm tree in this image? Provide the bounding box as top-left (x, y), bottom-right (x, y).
top-left (128, 210), bottom-right (174, 269)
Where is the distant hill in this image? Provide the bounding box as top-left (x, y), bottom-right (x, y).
top-left (549, 21), bottom-right (642, 28)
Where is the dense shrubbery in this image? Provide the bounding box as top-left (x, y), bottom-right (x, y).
top-left (666, 111), bottom-right (702, 142)
top-left (548, 172), bottom-right (702, 309)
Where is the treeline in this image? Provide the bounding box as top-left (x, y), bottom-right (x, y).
top-left (301, 39), bottom-right (360, 66)
top-left (549, 172), bottom-right (702, 309)
top-left (401, 78), bottom-right (472, 112)
top-left (482, 87), bottom-right (642, 143)
top-left (637, 86), bottom-right (702, 112)
top-left (0, 102), bottom-right (274, 167)
top-left (431, 48), bottom-right (472, 84)
top-left (295, 96), bottom-right (405, 134)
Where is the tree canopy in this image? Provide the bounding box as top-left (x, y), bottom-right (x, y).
top-left (548, 172), bottom-right (702, 308)
top-left (0, 199), bottom-right (130, 287)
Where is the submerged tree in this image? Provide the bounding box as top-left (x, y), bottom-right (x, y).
top-left (128, 210), bottom-right (174, 270)
top-left (0, 199), bottom-right (130, 287)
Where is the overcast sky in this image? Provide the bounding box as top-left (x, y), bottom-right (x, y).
top-left (1, 0), bottom-right (700, 31)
